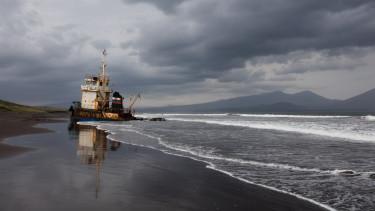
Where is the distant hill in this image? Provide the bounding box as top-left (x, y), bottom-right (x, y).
top-left (0, 99), bottom-right (64, 113)
top-left (235, 102), bottom-right (308, 113)
top-left (42, 101), bottom-right (73, 109)
top-left (141, 89), bottom-right (375, 114)
top-left (141, 90), bottom-right (338, 113)
top-left (334, 88), bottom-right (375, 112)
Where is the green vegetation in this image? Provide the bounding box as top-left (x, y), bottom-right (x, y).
top-left (0, 99), bottom-right (63, 113)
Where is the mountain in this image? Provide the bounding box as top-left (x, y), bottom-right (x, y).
top-left (140, 88), bottom-right (375, 114)
top-left (141, 90), bottom-right (339, 113)
top-left (334, 88), bottom-right (375, 112)
top-left (232, 102), bottom-right (308, 113)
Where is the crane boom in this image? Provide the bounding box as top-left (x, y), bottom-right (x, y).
top-left (128, 94), bottom-right (141, 113)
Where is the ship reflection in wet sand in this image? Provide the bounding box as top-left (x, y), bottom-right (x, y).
top-left (74, 125), bottom-right (121, 198)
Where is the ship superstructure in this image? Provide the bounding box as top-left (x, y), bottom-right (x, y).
top-left (81, 51), bottom-right (111, 110)
top-left (70, 50), bottom-right (138, 121)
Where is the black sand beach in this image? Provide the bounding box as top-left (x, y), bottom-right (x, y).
top-left (0, 111), bottom-right (65, 158)
top-left (0, 118), bottom-right (327, 211)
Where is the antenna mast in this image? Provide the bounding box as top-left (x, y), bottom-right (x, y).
top-left (101, 49), bottom-right (107, 77)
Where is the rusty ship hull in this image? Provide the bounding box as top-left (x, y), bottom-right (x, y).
top-left (70, 109), bottom-right (136, 122)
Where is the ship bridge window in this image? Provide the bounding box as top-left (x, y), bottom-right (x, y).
top-left (85, 81), bottom-right (96, 85)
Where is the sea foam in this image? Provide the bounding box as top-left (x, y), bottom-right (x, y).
top-left (138, 113), bottom-right (350, 119)
top-left (82, 121), bottom-right (337, 211)
top-left (167, 118), bottom-right (375, 142)
top-left (363, 115), bottom-right (375, 121)
top-left (236, 114), bottom-right (350, 118)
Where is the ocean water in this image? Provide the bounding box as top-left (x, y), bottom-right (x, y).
top-left (80, 114), bottom-right (375, 211)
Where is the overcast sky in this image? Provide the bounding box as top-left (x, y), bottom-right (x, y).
top-left (1, 0), bottom-right (375, 107)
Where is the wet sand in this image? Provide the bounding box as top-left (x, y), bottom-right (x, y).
top-left (0, 111), bottom-right (67, 158)
top-left (0, 121), bottom-right (327, 211)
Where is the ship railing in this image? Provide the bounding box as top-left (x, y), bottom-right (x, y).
top-left (84, 74), bottom-right (97, 79)
top-left (81, 86), bottom-right (111, 93)
top-left (81, 84), bottom-right (99, 91)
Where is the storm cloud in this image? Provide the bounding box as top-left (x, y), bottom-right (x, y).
top-left (122, 0), bottom-right (187, 13)
top-left (1, 0), bottom-right (375, 106)
top-left (132, 0), bottom-right (375, 72)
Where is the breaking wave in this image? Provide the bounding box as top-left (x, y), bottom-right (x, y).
top-left (167, 118), bottom-right (375, 142)
top-left (157, 140), bottom-right (345, 175)
top-left (79, 116), bottom-right (375, 211)
top-left (80, 121), bottom-right (345, 211)
top-left (137, 113), bottom-right (228, 118)
top-left (236, 114), bottom-right (350, 118)
top-left (206, 166), bottom-right (337, 211)
top-left (109, 131), bottom-right (337, 211)
top-left (363, 115), bottom-right (375, 121)
top-left (138, 113), bottom-right (350, 119)
top-left (84, 121), bottom-right (364, 177)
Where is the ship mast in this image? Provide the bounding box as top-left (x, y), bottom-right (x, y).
top-left (101, 49), bottom-right (107, 77)
top-left (96, 49), bottom-right (111, 111)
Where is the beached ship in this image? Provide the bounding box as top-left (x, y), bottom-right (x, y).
top-left (69, 50), bottom-right (140, 122)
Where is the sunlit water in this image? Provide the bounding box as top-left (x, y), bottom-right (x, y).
top-left (81, 114), bottom-right (375, 211)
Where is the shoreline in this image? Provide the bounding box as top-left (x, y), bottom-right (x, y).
top-left (0, 111), bottom-right (68, 159)
top-left (0, 116), bottom-right (329, 210)
top-left (85, 122), bottom-right (333, 211)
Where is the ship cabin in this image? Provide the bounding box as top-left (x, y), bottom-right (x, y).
top-left (80, 73), bottom-right (111, 111)
top-left (79, 49), bottom-right (112, 111)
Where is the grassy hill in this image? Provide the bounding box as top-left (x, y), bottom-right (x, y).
top-left (0, 99), bottom-right (63, 113)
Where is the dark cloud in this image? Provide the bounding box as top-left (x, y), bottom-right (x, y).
top-left (1, 0), bottom-right (375, 105)
top-left (120, 41), bottom-right (132, 50)
top-left (0, 1), bottom-right (93, 104)
top-left (122, 0), bottom-right (187, 13)
top-left (132, 0), bottom-right (375, 77)
top-left (91, 40), bottom-right (113, 50)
